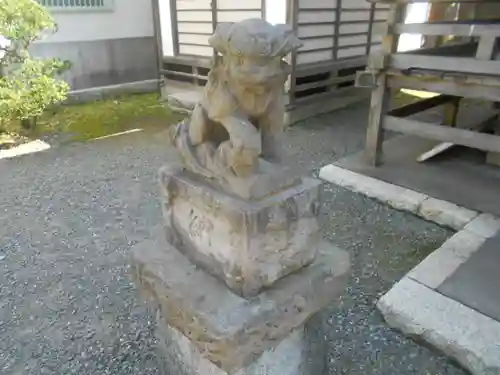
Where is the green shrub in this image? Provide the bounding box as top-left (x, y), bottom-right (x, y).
top-left (0, 0), bottom-right (70, 133)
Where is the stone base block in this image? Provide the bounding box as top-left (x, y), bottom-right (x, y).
top-left (160, 166), bottom-right (322, 297)
top-left (156, 315), bottom-right (326, 375)
top-left (132, 232), bottom-right (349, 373)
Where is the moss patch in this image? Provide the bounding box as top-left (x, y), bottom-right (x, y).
top-left (33, 93), bottom-right (184, 142)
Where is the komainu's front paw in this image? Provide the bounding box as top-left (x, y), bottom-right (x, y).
top-left (229, 147), bottom-right (259, 178)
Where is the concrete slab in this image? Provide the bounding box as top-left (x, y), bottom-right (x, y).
top-left (439, 232), bottom-right (500, 323)
top-left (334, 134), bottom-right (500, 217)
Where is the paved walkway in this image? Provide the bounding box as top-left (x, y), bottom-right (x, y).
top-left (0, 104), bottom-right (466, 375)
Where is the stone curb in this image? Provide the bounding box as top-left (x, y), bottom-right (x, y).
top-left (319, 164), bottom-right (480, 230)
top-left (406, 230), bottom-right (488, 289)
top-left (0, 140), bottom-right (51, 160)
top-left (378, 277), bottom-right (500, 375)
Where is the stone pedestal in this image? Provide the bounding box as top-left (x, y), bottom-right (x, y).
top-left (132, 234), bottom-right (347, 375)
top-left (156, 316), bottom-right (326, 375)
top-left (159, 166), bottom-right (321, 297)
top-left (131, 164), bottom-right (350, 375)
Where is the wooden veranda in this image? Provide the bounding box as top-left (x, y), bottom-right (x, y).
top-left (356, 0), bottom-right (500, 167)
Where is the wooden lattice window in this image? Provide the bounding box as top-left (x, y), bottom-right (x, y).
top-left (38, 0), bottom-right (113, 11)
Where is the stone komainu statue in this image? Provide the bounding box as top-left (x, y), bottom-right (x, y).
top-left (172, 19), bottom-right (302, 181)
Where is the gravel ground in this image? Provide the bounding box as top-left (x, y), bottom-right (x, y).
top-left (0, 102), bottom-right (467, 375)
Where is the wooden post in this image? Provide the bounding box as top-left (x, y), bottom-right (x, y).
top-left (476, 36), bottom-right (498, 61)
top-left (151, 0), bottom-right (164, 98)
top-left (211, 0), bottom-right (218, 59)
top-left (442, 97), bottom-right (461, 128)
top-left (486, 122), bottom-right (500, 167)
top-left (287, 0), bottom-right (299, 106)
top-left (365, 4), bottom-right (404, 166)
top-left (366, 2), bottom-right (376, 57)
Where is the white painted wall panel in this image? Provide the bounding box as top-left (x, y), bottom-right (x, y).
top-left (298, 11), bottom-right (336, 23)
top-left (341, 11), bottom-right (371, 22)
top-left (218, 0), bottom-right (261, 10)
top-left (177, 11), bottom-right (212, 22)
top-left (218, 11), bottom-right (262, 22)
top-left (177, 0), bottom-right (211, 10)
top-left (339, 35), bottom-right (368, 47)
top-left (340, 23), bottom-right (369, 35)
top-left (178, 34), bottom-right (210, 45)
top-left (343, 0), bottom-right (371, 9)
top-left (298, 25), bottom-right (335, 38)
top-left (297, 50), bottom-right (332, 64)
top-left (37, 0), bottom-right (154, 43)
top-left (178, 22), bottom-right (213, 34)
top-left (298, 0), bottom-right (337, 9)
top-left (338, 46), bottom-right (365, 58)
top-left (160, 0), bottom-right (377, 63)
top-left (300, 37), bottom-right (334, 52)
top-left (179, 44), bottom-right (213, 56)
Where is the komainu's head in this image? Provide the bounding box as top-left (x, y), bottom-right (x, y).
top-left (209, 19), bottom-right (302, 88)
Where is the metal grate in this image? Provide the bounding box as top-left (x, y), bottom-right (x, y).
top-left (38, 0), bottom-right (113, 11)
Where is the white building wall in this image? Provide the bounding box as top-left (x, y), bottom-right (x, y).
top-left (31, 0), bottom-right (158, 91)
top-left (37, 0), bottom-right (154, 44)
top-left (265, 0), bottom-right (287, 25)
top-left (159, 0), bottom-right (174, 56)
top-left (398, 3), bottom-right (430, 52)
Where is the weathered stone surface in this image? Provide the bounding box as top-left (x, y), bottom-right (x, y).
top-left (160, 160), bottom-right (302, 201)
top-left (166, 90), bottom-right (200, 113)
top-left (463, 213), bottom-right (500, 239)
top-left (169, 19), bottom-right (303, 193)
top-left (159, 166), bottom-right (322, 297)
top-left (131, 233), bottom-right (349, 373)
top-left (319, 164), bottom-right (427, 214)
top-left (156, 314), bottom-right (326, 375)
top-left (418, 197), bottom-right (478, 230)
